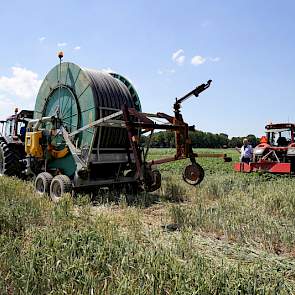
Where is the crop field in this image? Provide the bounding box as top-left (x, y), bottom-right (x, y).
top-left (1, 148), bottom-right (295, 294)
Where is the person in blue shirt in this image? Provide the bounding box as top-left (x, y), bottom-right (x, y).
top-left (236, 138), bottom-right (253, 163)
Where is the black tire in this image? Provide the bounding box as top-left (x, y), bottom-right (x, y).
top-left (183, 163), bottom-right (205, 185)
top-left (35, 172), bottom-right (53, 195)
top-left (144, 169), bottom-right (162, 192)
top-left (0, 140), bottom-right (21, 177)
top-left (50, 175), bottom-right (72, 202)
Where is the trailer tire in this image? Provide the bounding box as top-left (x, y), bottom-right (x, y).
top-left (35, 172), bottom-right (53, 195)
top-left (0, 140), bottom-right (21, 177)
top-left (183, 163), bottom-right (204, 185)
top-left (50, 175), bottom-right (72, 202)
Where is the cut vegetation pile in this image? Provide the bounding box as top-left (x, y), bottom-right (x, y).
top-left (0, 149), bottom-right (295, 294)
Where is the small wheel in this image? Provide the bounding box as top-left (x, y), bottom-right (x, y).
top-left (35, 172), bottom-right (53, 195)
top-left (183, 163), bottom-right (204, 185)
top-left (50, 175), bottom-right (72, 202)
top-left (144, 169), bottom-right (162, 192)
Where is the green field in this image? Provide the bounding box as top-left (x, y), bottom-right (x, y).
top-left (1, 148), bottom-right (295, 294)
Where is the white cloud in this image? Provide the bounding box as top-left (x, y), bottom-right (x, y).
top-left (209, 57), bottom-right (220, 62)
top-left (191, 55), bottom-right (206, 66)
top-left (0, 67), bottom-right (42, 119)
top-left (172, 49), bottom-right (184, 61)
top-left (0, 67), bottom-right (42, 99)
top-left (39, 36), bottom-right (46, 42)
top-left (0, 95), bottom-right (16, 120)
top-left (172, 49), bottom-right (186, 65)
top-left (74, 46), bottom-right (81, 51)
top-left (0, 95), bottom-right (14, 107)
top-left (175, 55), bottom-right (185, 65)
top-left (57, 42), bottom-right (67, 47)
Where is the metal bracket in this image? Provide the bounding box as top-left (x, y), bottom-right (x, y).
top-left (60, 126), bottom-right (87, 169)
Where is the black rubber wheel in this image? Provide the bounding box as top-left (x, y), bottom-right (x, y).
top-left (144, 169), bottom-right (162, 192)
top-left (50, 175), bottom-right (72, 202)
top-left (183, 163), bottom-right (205, 185)
top-left (0, 140), bottom-right (21, 177)
top-left (35, 172), bottom-right (53, 195)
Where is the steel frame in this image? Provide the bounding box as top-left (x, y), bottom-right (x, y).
top-left (27, 80), bottom-right (230, 189)
top-left (60, 80), bottom-right (230, 183)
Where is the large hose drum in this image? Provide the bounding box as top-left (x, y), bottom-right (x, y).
top-left (34, 62), bottom-right (141, 177)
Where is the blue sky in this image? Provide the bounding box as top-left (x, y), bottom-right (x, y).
top-left (0, 0), bottom-right (295, 137)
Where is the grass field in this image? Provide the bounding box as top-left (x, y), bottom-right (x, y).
top-left (1, 148), bottom-right (295, 294)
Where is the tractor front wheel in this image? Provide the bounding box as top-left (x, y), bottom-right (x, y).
top-left (50, 175), bottom-right (72, 202)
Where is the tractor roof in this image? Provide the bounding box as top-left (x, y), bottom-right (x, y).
top-left (265, 123), bottom-right (295, 130)
top-left (6, 110), bottom-right (34, 121)
top-left (18, 110), bottom-right (34, 119)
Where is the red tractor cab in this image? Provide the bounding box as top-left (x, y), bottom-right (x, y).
top-left (234, 123), bottom-right (295, 174)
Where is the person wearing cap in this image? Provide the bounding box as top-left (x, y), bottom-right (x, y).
top-left (236, 138), bottom-right (253, 163)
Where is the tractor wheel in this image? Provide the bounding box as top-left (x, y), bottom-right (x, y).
top-left (35, 172), bottom-right (53, 195)
top-left (0, 141), bottom-right (21, 177)
top-left (183, 163), bottom-right (204, 185)
top-left (50, 175), bottom-right (72, 202)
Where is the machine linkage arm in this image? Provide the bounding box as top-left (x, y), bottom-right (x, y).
top-left (60, 126), bottom-right (88, 170)
top-left (68, 110), bottom-right (124, 137)
top-left (174, 80), bottom-right (212, 110)
top-left (27, 116), bottom-right (55, 131)
top-left (148, 152), bottom-right (231, 166)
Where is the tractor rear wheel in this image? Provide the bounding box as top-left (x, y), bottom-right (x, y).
top-left (50, 175), bottom-right (72, 202)
top-left (0, 140), bottom-right (21, 177)
top-left (35, 172), bottom-right (53, 195)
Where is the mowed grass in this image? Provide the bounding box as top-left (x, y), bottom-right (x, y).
top-left (0, 148), bottom-right (295, 294)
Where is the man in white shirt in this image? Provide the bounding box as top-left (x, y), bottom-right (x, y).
top-left (236, 138), bottom-right (253, 163)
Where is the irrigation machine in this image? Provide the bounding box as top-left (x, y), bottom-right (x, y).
top-left (0, 53), bottom-right (231, 200)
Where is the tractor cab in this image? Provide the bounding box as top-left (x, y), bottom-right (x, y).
top-left (0, 109), bottom-right (34, 144)
top-left (265, 123), bottom-right (295, 147)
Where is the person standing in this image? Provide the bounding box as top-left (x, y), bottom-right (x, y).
top-left (236, 138), bottom-right (253, 163)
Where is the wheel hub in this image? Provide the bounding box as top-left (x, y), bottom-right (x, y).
top-left (35, 178), bottom-right (45, 193)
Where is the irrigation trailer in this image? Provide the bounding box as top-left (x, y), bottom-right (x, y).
top-left (0, 53), bottom-right (231, 200)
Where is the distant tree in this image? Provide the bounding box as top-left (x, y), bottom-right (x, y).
top-left (218, 133), bottom-right (229, 148)
top-left (246, 134), bottom-right (259, 147)
top-left (141, 130), bottom-right (258, 149)
top-left (228, 137), bottom-right (243, 148)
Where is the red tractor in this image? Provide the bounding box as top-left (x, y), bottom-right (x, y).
top-left (0, 109), bottom-right (34, 176)
top-left (234, 123), bottom-right (295, 174)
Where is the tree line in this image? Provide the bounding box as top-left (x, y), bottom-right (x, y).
top-left (141, 130), bottom-right (259, 148)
